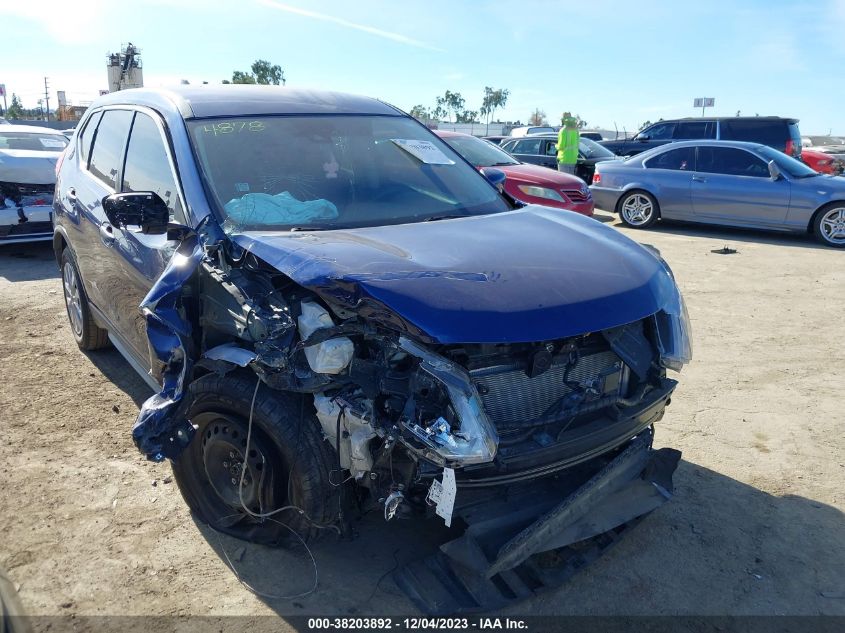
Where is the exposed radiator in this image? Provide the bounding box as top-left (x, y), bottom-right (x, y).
top-left (470, 351), bottom-right (625, 425)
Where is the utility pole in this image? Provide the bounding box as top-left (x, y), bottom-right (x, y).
top-left (44, 77), bottom-right (50, 122)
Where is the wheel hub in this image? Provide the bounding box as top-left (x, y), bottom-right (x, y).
top-left (201, 417), bottom-right (268, 512)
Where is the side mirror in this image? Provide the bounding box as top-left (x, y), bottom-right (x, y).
top-left (102, 192), bottom-right (170, 235)
top-left (767, 160), bottom-right (782, 181)
top-left (637, 134), bottom-right (650, 142)
top-left (480, 167), bottom-right (506, 192)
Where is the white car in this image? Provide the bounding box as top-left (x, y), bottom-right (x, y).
top-left (508, 125), bottom-right (556, 137)
top-left (0, 124), bottom-right (68, 245)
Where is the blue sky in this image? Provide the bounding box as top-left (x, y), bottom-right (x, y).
top-left (3, 0), bottom-right (844, 133)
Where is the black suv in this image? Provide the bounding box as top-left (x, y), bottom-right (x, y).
top-left (601, 116), bottom-right (801, 158)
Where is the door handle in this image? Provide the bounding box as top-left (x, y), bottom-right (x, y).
top-left (99, 222), bottom-right (116, 245)
top-left (692, 175), bottom-right (707, 182)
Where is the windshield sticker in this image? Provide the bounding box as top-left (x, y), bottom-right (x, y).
top-left (40, 138), bottom-right (66, 149)
top-left (391, 139), bottom-right (455, 165)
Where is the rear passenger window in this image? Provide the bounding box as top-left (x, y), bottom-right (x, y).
top-left (88, 109), bottom-right (134, 189)
top-left (697, 147), bottom-right (768, 177)
top-left (646, 147), bottom-right (695, 170)
top-left (122, 112), bottom-right (183, 220)
top-left (513, 139), bottom-right (541, 154)
top-left (676, 121), bottom-right (713, 139)
top-left (78, 111), bottom-right (102, 168)
top-left (720, 120), bottom-right (784, 146)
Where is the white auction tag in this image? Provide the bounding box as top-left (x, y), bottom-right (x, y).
top-left (40, 138), bottom-right (66, 149)
top-left (391, 139), bottom-right (455, 165)
top-left (435, 467), bottom-right (456, 527)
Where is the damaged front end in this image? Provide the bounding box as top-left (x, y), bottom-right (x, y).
top-left (130, 210), bottom-right (691, 612)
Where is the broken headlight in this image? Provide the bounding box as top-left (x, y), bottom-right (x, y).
top-left (653, 284), bottom-right (693, 372)
top-left (399, 337), bottom-right (498, 466)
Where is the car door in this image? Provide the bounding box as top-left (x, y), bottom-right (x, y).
top-left (503, 138), bottom-right (545, 166)
top-left (68, 108), bottom-right (135, 321)
top-left (106, 109), bottom-right (187, 368)
top-left (641, 146), bottom-right (696, 218)
top-left (690, 146), bottom-right (790, 225)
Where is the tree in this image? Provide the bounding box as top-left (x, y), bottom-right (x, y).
top-left (528, 108), bottom-right (547, 126)
top-left (456, 110), bottom-right (479, 123)
top-left (638, 120), bottom-right (652, 131)
top-left (480, 87), bottom-right (510, 131)
top-left (230, 59), bottom-right (285, 85)
top-left (6, 94), bottom-right (23, 119)
top-left (435, 90), bottom-right (465, 123)
top-left (409, 104), bottom-right (430, 120)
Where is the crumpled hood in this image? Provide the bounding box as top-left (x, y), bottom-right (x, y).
top-left (0, 149), bottom-right (60, 185)
top-left (231, 206), bottom-right (676, 344)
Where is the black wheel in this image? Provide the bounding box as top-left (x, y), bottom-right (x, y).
top-left (60, 248), bottom-right (110, 351)
top-left (172, 373), bottom-right (338, 545)
top-left (813, 203), bottom-right (845, 247)
top-left (618, 190), bottom-right (659, 229)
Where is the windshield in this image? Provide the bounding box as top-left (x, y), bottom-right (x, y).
top-left (579, 137), bottom-right (615, 159)
top-left (755, 145), bottom-right (819, 178)
top-left (442, 134), bottom-right (519, 167)
top-left (0, 130), bottom-right (68, 152)
top-left (189, 115), bottom-right (510, 232)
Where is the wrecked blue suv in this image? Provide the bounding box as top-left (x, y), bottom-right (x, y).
top-left (54, 86), bottom-right (691, 613)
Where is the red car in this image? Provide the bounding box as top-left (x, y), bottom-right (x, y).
top-left (434, 130), bottom-right (594, 216)
top-left (801, 148), bottom-right (844, 176)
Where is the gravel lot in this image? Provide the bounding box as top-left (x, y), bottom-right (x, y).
top-left (1, 212), bottom-right (843, 625)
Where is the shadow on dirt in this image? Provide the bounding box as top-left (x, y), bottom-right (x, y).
top-left (84, 348), bottom-right (153, 408)
top-left (0, 242), bottom-right (57, 282)
top-left (192, 459), bottom-right (845, 621)
top-left (592, 210), bottom-right (833, 251)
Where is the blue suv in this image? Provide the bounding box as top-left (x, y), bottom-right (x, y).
top-left (54, 86), bottom-right (691, 612)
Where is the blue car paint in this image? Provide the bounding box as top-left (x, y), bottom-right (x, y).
top-left (131, 220), bottom-right (224, 461)
top-left (230, 205), bottom-right (677, 345)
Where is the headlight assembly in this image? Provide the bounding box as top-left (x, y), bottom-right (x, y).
top-left (517, 185), bottom-right (566, 202)
top-left (653, 285), bottom-right (693, 372)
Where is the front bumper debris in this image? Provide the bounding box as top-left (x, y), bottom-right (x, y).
top-left (395, 430), bottom-right (681, 614)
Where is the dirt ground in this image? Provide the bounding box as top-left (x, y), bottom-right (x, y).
top-left (1, 213), bottom-right (843, 626)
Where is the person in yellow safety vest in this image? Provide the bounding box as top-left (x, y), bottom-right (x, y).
top-left (557, 112), bottom-right (580, 176)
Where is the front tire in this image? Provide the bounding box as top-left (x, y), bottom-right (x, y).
top-left (618, 190), bottom-right (659, 229)
top-left (172, 373), bottom-right (339, 545)
top-left (60, 248), bottom-right (110, 351)
top-left (813, 203), bottom-right (845, 247)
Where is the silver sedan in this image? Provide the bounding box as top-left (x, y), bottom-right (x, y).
top-left (590, 140), bottom-right (845, 248)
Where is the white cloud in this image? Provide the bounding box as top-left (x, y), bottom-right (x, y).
top-left (0, 0), bottom-right (109, 43)
top-left (257, 0), bottom-right (445, 52)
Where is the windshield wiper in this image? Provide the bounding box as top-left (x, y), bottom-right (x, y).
top-left (492, 162), bottom-right (516, 166)
top-left (289, 225), bottom-right (330, 232)
top-left (423, 213), bottom-right (470, 222)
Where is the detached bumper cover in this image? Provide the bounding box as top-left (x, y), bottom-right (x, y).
top-left (395, 431), bottom-right (680, 614)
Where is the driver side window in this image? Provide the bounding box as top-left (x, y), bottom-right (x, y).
top-left (642, 122), bottom-right (676, 140)
top-left (122, 112), bottom-right (185, 222)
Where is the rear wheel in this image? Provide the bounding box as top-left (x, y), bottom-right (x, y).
top-left (618, 190), bottom-right (659, 229)
top-left (171, 373), bottom-right (339, 545)
top-left (60, 249), bottom-right (110, 350)
top-left (813, 204), bottom-right (845, 247)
